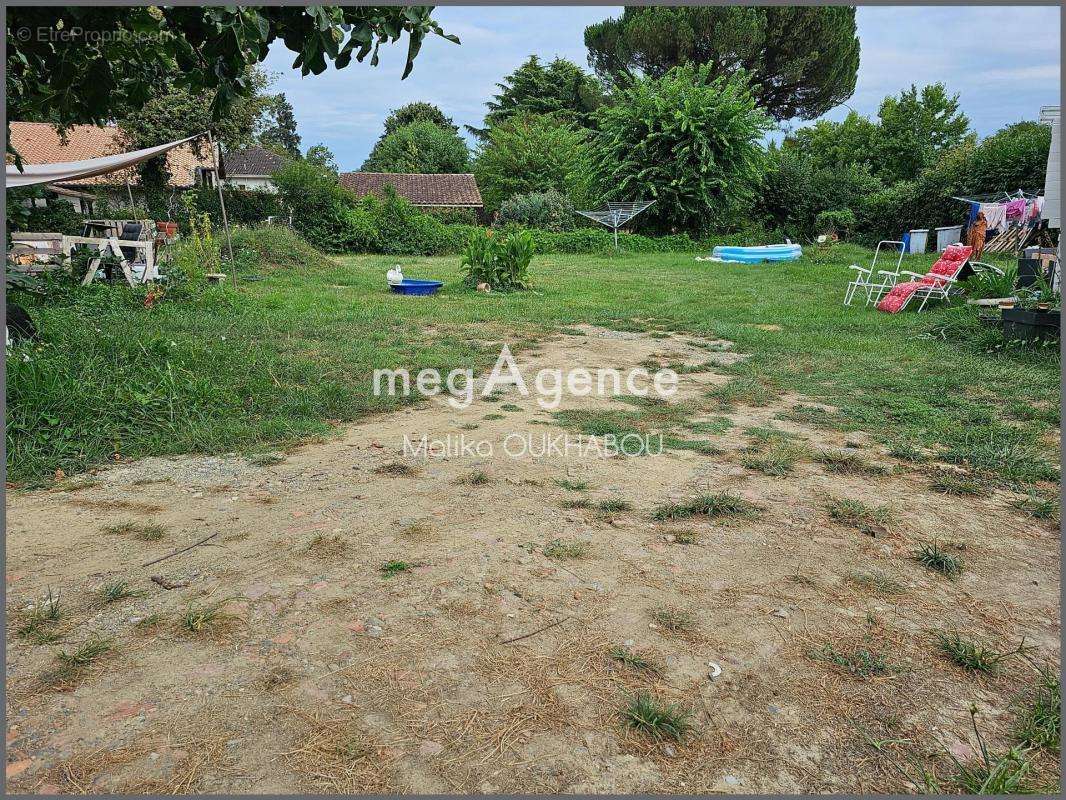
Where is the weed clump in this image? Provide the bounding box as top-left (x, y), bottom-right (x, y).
top-left (622, 691), bottom-right (691, 742)
top-left (651, 493), bottom-right (759, 522)
top-left (936, 631), bottom-right (1030, 673)
top-left (811, 644), bottom-right (890, 677)
top-left (914, 540), bottom-right (963, 578)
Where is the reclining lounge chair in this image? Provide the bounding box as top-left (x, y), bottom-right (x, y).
top-left (875, 244), bottom-right (1002, 313)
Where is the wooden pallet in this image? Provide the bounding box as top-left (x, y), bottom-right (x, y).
top-left (984, 224), bottom-right (1056, 254)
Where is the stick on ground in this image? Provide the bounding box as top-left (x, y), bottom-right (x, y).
top-left (500, 617), bottom-right (569, 645)
top-left (140, 532), bottom-right (219, 568)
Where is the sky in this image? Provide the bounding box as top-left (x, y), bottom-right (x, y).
top-left (262, 6), bottom-right (1062, 171)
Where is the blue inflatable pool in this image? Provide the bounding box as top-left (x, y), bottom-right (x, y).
top-left (389, 279), bottom-right (444, 296)
top-left (712, 243), bottom-right (802, 263)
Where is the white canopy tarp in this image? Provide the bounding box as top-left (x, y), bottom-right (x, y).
top-left (5, 132), bottom-right (205, 189)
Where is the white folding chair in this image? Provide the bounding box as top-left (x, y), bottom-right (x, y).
top-left (844, 240), bottom-right (905, 306)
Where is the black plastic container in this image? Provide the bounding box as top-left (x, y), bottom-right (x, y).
top-left (1001, 307), bottom-right (1061, 342)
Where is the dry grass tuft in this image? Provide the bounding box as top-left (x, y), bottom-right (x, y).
top-left (283, 707), bottom-right (396, 792)
top-left (101, 520), bottom-right (166, 540)
top-left (374, 461), bottom-right (420, 477)
top-left (650, 606), bottom-right (698, 638)
top-left (297, 531), bottom-right (349, 558)
top-left (69, 498), bottom-right (163, 514)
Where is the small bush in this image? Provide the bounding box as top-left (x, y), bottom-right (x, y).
top-left (498, 190), bottom-right (576, 231)
top-left (1015, 663), bottom-right (1060, 752)
top-left (811, 644), bottom-right (890, 677)
top-left (543, 538), bottom-right (589, 559)
top-left (936, 630), bottom-right (1030, 673)
top-left (816, 209), bottom-right (856, 237)
top-left (651, 492), bottom-right (759, 521)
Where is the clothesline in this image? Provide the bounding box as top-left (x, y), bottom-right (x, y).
top-left (951, 189), bottom-right (1043, 205)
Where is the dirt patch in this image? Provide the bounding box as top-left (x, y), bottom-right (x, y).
top-left (5, 325), bottom-right (1060, 793)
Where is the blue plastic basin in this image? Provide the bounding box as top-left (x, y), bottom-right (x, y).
top-left (389, 279), bottom-right (444, 296)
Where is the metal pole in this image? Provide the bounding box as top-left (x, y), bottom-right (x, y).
top-left (206, 130), bottom-right (236, 286)
top-left (125, 176), bottom-right (135, 208)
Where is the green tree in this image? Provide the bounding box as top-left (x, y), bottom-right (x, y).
top-left (6, 6), bottom-right (456, 161)
top-left (969, 121), bottom-right (1051, 195)
top-left (305, 143), bottom-right (339, 174)
top-left (584, 7), bottom-right (860, 121)
top-left (472, 56), bottom-right (603, 139)
top-left (586, 63), bottom-right (771, 233)
top-left (383, 102), bottom-right (458, 136)
top-left (361, 120), bottom-right (470, 173)
top-left (782, 111), bottom-right (879, 171)
top-left (875, 83), bottom-right (972, 184)
top-left (258, 93), bottom-right (302, 157)
top-left (473, 114), bottom-right (593, 211)
top-left (118, 68), bottom-right (271, 203)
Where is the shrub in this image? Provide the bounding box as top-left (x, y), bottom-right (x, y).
top-left (969, 121), bottom-right (1051, 196)
top-left (816, 209), bottom-right (857, 237)
top-left (367, 187), bottom-right (451, 256)
top-left (361, 119), bottom-right (470, 174)
top-left (22, 200), bottom-right (86, 235)
top-left (181, 187), bottom-right (283, 228)
top-left (498, 190), bottom-right (575, 231)
top-left (474, 114), bottom-right (593, 211)
top-left (460, 228), bottom-right (533, 290)
top-left (587, 63), bottom-right (772, 234)
top-left (273, 158), bottom-right (361, 251)
top-left (424, 207), bottom-right (478, 226)
top-left (856, 180), bottom-right (922, 244)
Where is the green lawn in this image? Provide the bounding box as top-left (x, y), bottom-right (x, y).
top-left (7, 244), bottom-right (1059, 487)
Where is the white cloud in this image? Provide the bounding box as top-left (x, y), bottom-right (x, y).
top-left (264, 6), bottom-right (1060, 169)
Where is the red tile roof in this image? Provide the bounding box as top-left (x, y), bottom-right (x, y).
top-left (339, 172), bottom-right (482, 207)
top-left (7, 121), bottom-right (215, 189)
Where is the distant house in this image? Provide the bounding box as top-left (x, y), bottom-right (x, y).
top-left (7, 121), bottom-right (217, 211)
top-left (222, 146), bottom-right (287, 193)
top-left (338, 172), bottom-right (483, 214)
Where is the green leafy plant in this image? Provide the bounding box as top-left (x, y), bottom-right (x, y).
top-left (935, 630), bottom-right (1031, 673)
top-left (962, 265), bottom-right (1017, 300)
top-left (811, 644), bottom-right (890, 677)
top-left (460, 228), bottom-right (533, 291)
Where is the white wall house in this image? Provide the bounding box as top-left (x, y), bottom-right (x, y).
top-left (221, 146), bottom-right (286, 194)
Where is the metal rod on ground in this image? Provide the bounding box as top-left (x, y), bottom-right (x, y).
top-left (206, 130), bottom-right (236, 287)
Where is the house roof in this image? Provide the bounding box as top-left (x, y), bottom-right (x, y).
top-left (222, 146), bottom-right (287, 177)
top-left (7, 121), bottom-right (215, 189)
top-left (339, 172), bottom-right (482, 207)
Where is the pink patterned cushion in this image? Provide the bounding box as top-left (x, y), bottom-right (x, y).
top-left (877, 281), bottom-right (921, 313)
top-left (920, 245), bottom-right (972, 286)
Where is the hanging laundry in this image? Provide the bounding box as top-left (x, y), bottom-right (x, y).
top-left (980, 202), bottom-right (1008, 231)
top-left (1005, 198), bottom-right (1027, 220)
